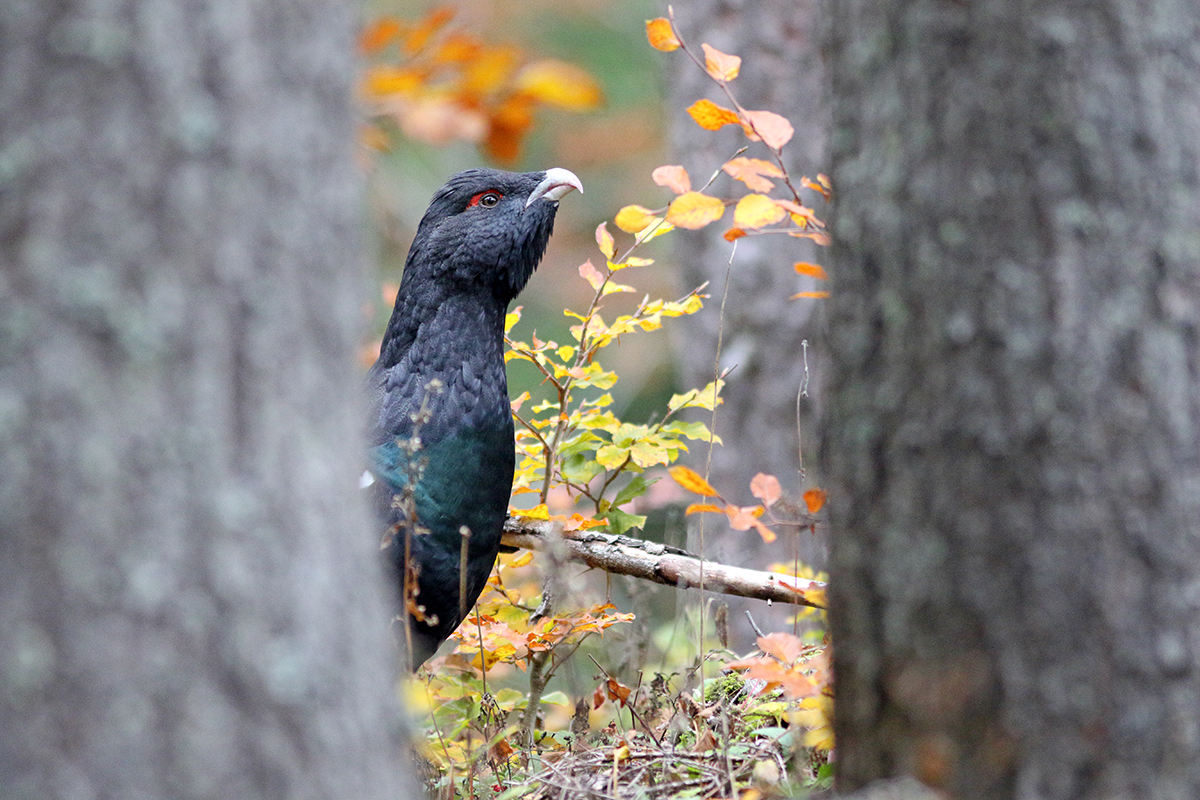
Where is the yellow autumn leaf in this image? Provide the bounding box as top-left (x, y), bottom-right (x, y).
top-left (666, 191), bottom-right (725, 230)
top-left (685, 503), bottom-right (725, 515)
top-left (733, 193), bottom-right (787, 229)
top-left (686, 98), bottom-right (741, 131)
top-left (803, 586), bottom-right (829, 609)
top-left (363, 65), bottom-right (422, 98)
top-left (515, 60), bottom-right (603, 111)
top-left (461, 44), bottom-right (520, 96)
top-left (504, 306), bottom-right (522, 332)
top-left (669, 465), bottom-right (718, 497)
top-left (614, 204), bottom-right (657, 234)
top-left (645, 18), bottom-right (681, 52)
top-left (791, 291), bottom-right (831, 300)
top-left (635, 219), bottom-right (675, 244)
top-left (505, 550), bottom-right (534, 568)
top-left (701, 43), bottom-right (741, 82)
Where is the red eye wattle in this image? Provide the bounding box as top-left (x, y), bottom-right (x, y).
top-left (468, 190), bottom-right (503, 208)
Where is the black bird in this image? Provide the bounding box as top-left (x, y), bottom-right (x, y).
top-left (365, 167), bottom-right (582, 668)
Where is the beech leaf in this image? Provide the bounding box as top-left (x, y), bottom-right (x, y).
top-left (794, 262), bottom-right (828, 280)
top-left (614, 204), bottom-right (657, 234)
top-left (750, 473), bottom-right (782, 508)
top-left (733, 193), bottom-right (787, 229)
top-left (666, 192), bottom-right (725, 230)
top-left (701, 43), bottom-right (741, 82)
top-left (687, 99), bottom-right (741, 131)
top-left (645, 18), bottom-right (681, 52)
top-left (803, 487), bottom-right (827, 513)
top-left (652, 164), bottom-right (691, 194)
top-left (722, 157), bottom-right (784, 192)
top-left (595, 221), bottom-right (615, 259)
top-left (740, 109), bottom-right (794, 149)
top-left (669, 465), bottom-right (718, 497)
top-left (578, 259), bottom-right (605, 290)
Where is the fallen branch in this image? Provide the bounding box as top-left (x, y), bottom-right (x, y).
top-left (501, 517), bottom-right (827, 609)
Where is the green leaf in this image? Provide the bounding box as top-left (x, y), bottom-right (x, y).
top-left (561, 452), bottom-right (604, 484)
top-left (601, 508), bottom-right (647, 535)
top-left (661, 419), bottom-right (721, 443)
top-left (613, 474), bottom-right (654, 508)
top-left (668, 379), bottom-right (724, 412)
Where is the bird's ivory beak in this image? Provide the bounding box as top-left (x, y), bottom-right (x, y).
top-left (526, 167), bottom-right (583, 208)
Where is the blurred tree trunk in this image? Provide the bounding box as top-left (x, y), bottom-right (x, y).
top-left (667, 0), bottom-right (829, 648)
top-left (0, 1), bottom-right (416, 797)
top-left (824, 2), bottom-right (1200, 798)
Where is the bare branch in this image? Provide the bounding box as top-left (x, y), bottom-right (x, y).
top-left (501, 517), bottom-right (826, 610)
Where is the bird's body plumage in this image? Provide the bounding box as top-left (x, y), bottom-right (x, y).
top-left (366, 168), bottom-right (580, 668)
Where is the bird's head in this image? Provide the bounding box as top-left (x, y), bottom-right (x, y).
top-left (404, 167), bottom-right (583, 303)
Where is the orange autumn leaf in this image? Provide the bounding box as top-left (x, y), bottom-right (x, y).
top-left (645, 17), bottom-right (681, 52)
top-left (792, 291), bottom-right (831, 300)
top-left (430, 31), bottom-right (480, 65)
top-left (794, 262), bottom-right (829, 280)
top-left (614, 204), bottom-right (657, 234)
top-left (802, 175), bottom-right (832, 201)
top-left (515, 60), bottom-right (603, 111)
top-left (687, 99), bottom-right (741, 131)
top-left (758, 632), bottom-right (806, 664)
top-left (669, 465), bottom-right (718, 497)
top-left (595, 222), bottom-right (615, 259)
top-left (723, 227), bottom-right (746, 242)
top-left (563, 513), bottom-right (607, 531)
top-left (792, 230), bottom-right (833, 246)
top-left (803, 487), bottom-right (827, 513)
top-left (666, 192), bottom-right (725, 230)
top-left (360, 18), bottom-right (403, 54)
top-left (462, 44), bottom-right (521, 96)
top-left (701, 43), bottom-right (741, 82)
top-left (605, 677), bottom-right (632, 705)
top-left (726, 504), bottom-right (776, 543)
top-left (403, 6), bottom-right (454, 55)
top-left (750, 473), bottom-right (782, 508)
top-left (722, 157), bottom-right (784, 192)
top-left (740, 109), bottom-right (794, 149)
top-left (733, 193), bottom-right (787, 229)
top-left (483, 95), bottom-right (533, 163)
top-left (685, 503), bottom-right (724, 515)
top-left (652, 164), bottom-right (691, 194)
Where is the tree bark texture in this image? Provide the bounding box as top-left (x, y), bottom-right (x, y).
top-left (824, 2), bottom-right (1200, 799)
top-left (668, 0), bottom-right (830, 574)
top-left (0, 1), bottom-right (415, 798)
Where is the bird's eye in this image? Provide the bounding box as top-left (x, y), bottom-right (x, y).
top-left (469, 190), bottom-right (503, 209)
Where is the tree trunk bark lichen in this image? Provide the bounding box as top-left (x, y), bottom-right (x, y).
top-left (825, 2), bottom-right (1200, 798)
top-left (0, 1), bottom-right (415, 797)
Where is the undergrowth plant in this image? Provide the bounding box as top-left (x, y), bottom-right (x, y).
top-left (366, 8), bottom-right (835, 798)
